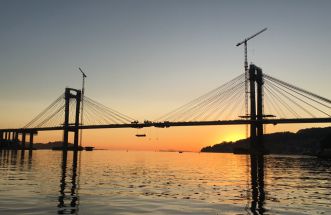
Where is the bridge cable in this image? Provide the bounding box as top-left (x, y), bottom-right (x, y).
top-left (85, 96), bottom-right (136, 122)
top-left (23, 93), bottom-right (64, 128)
top-left (265, 79), bottom-right (330, 117)
top-left (84, 100), bottom-right (128, 124)
top-left (264, 85), bottom-right (300, 118)
top-left (265, 80), bottom-right (316, 118)
top-left (155, 73), bottom-right (245, 121)
top-left (84, 98), bottom-right (132, 124)
top-left (264, 94), bottom-right (284, 118)
top-left (195, 81), bottom-right (245, 121)
top-left (264, 74), bottom-right (331, 105)
top-left (181, 80), bottom-right (245, 121)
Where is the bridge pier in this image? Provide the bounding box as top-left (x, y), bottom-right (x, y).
top-left (73, 89), bottom-right (81, 150)
top-left (4, 133), bottom-right (7, 148)
top-left (6, 132), bottom-right (10, 148)
top-left (11, 131), bottom-right (16, 149)
top-left (14, 132), bottom-right (19, 150)
top-left (0, 131), bottom-right (3, 148)
top-left (2, 131), bottom-right (9, 149)
top-left (249, 64), bottom-right (264, 154)
top-left (2, 132), bottom-right (7, 149)
top-left (29, 132), bottom-right (34, 151)
top-left (21, 132), bottom-right (26, 151)
top-left (249, 65), bottom-right (257, 151)
top-left (63, 88), bottom-right (81, 151)
top-left (8, 132), bottom-right (13, 149)
top-left (256, 67), bottom-right (264, 152)
top-left (0, 131), bottom-right (11, 149)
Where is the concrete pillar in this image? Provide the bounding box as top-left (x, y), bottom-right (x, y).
top-left (249, 65), bottom-right (257, 151)
top-left (63, 88), bottom-right (71, 151)
top-left (3, 132), bottom-right (8, 149)
top-left (0, 132), bottom-right (3, 149)
top-left (63, 88), bottom-right (82, 151)
top-left (256, 68), bottom-right (264, 152)
top-left (21, 132), bottom-right (26, 150)
top-left (29, 133), bottom-right (34, 151)
top-left (14, 132), bottom-right (19, 150)
top-left (73, 91), bottom-right (81, 150)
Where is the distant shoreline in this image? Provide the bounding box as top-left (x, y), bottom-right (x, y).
top-left (201, 127), bottom-right (331, 155)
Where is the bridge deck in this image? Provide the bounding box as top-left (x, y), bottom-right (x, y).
top-left (1, 118), bottom-right (331, 132)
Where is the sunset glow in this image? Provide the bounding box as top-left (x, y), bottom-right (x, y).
top-left (0, 1), bottom-right (330, 152)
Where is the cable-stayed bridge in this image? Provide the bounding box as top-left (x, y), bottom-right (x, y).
top-left (1, 64), bottom-right (330, 152)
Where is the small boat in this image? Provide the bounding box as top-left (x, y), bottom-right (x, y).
top-left (136, 134), bottom-right (146, 137)
top-left (85, 146), bottom-right (94, 151)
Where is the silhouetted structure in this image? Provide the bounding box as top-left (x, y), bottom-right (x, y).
top-left (63, 88), bottom-right (81, 151)
top-left (248, 64), bottom-right (269, 153)
top-left (1, 65), bottom-right (331, 154)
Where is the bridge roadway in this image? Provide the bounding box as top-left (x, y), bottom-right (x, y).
top-left (1, 117), bottom-right (331, 133)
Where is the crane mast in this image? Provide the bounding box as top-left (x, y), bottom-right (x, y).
top-left (236, 28), bottom-right (267, 138)
top-left (79, 68), bottom-right (87, 147)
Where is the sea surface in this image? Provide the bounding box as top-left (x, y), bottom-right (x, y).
top-left (0, 150), bottom-right (330, 214)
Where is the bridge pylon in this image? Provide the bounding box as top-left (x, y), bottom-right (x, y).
top-left (63, 88), bottom-right (81, 151)
top-left (249, 64), bottom-right (264, 154)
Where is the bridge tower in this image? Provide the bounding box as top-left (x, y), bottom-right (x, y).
top-left (249, 64), bottom-right (264, 154)
top-left (63, 88), bottom-right (81, 151)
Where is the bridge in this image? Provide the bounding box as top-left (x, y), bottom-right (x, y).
top-left (1, 64), bottom-right (330, 153)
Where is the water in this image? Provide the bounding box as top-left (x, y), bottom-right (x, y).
top-left (0, 150), bottom-right (330, 214)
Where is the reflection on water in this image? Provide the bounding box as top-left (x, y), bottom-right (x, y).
top-left (58, 151), bottom-right (80, 214)
top-left (249, 155), bottom-right (265, 215)
top-left (0, 149), bottom-right (330, 214)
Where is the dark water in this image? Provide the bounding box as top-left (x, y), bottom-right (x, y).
top-left (0, 150), bottom-right (330, 214)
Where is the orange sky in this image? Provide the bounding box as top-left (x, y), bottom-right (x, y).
top-left (30, 123), bottom-right (329, 152)
top-left (1, 1), bottom-right (331, 152)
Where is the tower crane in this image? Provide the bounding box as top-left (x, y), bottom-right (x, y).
top-left (79, 67), bottom-right (87, 146)
top-left (236, 27), bottom-right (267, 137)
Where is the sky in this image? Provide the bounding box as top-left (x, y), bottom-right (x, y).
top-left (1, 0), bottom-right (331, 151)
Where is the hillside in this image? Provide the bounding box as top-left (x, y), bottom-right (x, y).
top-left (33, 141), bottom-right (74, 149)
top-left (201, 127), bottom-right (331, 155)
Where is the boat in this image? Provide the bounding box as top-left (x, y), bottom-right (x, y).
top-left (85, 146), bottom-right (94, 151)
top-left (136, 134), bottom-right (146, 137)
